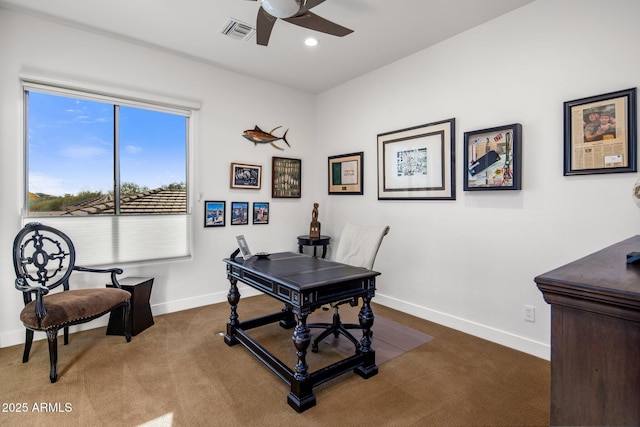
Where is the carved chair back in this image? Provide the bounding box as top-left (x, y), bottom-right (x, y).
top-left (13, 222), bottom-right (76, 305)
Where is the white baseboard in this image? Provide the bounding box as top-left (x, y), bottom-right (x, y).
top-left (374, 292), bottom-right (550, 361)
top-left (1, 287), bottom-right (549, 361)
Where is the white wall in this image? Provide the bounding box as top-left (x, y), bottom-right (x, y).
top-left (0, 9), bottom-right (319, 347)
top-left (2, 0), bottom-right (640, 360)
top-left (314, 0), bottom-right (640, 359)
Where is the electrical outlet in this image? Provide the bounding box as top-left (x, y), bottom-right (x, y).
top-left (524, 305), bottom-right (535, 322)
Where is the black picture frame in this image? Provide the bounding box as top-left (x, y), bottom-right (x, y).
top-left (231, 201), bottom-right (249, 225)
top-left (463, 123), bottom-right (522, 191)
top-left (564, 88), bottom-right (637, 176)
top-left (328, 152), bottom-right (364, 195)
top-left (272, 156), bottom-right (301, 198)
top-left (253, 202), bottom-right (269, 224)
top-left (204, 201), bottom-right (225, 227)
top-left (230, 162), bottom-right (262, 189)
top-left (377, 118), bottom-right (455, 200)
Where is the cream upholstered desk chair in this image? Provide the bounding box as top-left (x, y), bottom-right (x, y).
top-left (308, 222), bottom-right (390, 353)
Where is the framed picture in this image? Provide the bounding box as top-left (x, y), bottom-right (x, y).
top-left (253, 202), bottom-right (269, 224)
top-left (235, 235), bottom-right (252, 260)
top-left (230, 162), bottom-right (262, 189)
top-left (204, 201), bottom-right (225, 227)
top-left (231, 202), bottom-right (249, 225)
top-left (377, 118), bottom-right (455, 200)
top-left (328, 152), bottom-right (364, 195)
top-left (463, 123), bottom-right (522, 191)
top-left (564, 88), bottom-right (637, 176)
top-left (272, 156), bottom-right (301, 198)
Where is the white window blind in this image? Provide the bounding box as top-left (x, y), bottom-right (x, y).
top-left (20, 72), bottom-right (200, 116)
top-left (23, 215), bottom-right (192, 266)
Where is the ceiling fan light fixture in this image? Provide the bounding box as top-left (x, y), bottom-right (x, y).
top-left (304, 38), bottom-right (318, 47)
top-left (260, 0), bottom-right (300, 19)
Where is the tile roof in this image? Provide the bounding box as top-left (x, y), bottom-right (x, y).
top-left (62, 188), bottom-right (187, 215)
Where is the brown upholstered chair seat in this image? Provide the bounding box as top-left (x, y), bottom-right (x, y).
top-left (20, 288), bottom-right (131, 330)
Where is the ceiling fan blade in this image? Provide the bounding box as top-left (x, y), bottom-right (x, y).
top-left (256, 7), bottom-right (277, 46)
top-left (300, 0), bottom-right (327, 12)
top-left (284, 11), bottom-right (353, 37)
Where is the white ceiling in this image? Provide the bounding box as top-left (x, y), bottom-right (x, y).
top-left (0, 0), bottom-right (535, 94)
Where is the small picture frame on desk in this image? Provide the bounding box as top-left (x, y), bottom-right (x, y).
top-left (235, 235), bottom-right (252, 260)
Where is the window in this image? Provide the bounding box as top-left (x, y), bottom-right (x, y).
top-left (21, 74), bottom-right (199, 265)
top-left (26, 92), bottom-right (187, 215)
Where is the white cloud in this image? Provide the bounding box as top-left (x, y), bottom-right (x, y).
top-left (125, 145), bottom-right (143, 154)
top-left (29, 172), bottom-right (69, 196)
top-left (60, 145), bottom-right (109, 159)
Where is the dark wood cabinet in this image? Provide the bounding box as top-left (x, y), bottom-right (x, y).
top-left (107, 276), bottom-right (154, 336)
top-left (535, 236), bottom-right (640, 426)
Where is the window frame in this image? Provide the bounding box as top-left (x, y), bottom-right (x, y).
top-left (20, 73), bottom-right (200, 265)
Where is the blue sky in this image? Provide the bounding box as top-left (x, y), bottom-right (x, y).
top-left (28, 91), bottom-right (186, 196)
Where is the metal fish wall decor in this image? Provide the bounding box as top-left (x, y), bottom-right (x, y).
top-left (242, 125), bottom-right (290, 150)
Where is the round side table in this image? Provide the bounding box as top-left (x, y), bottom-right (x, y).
top-left (297, 235), bottom-right (331, 258)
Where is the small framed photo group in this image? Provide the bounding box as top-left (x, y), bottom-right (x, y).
top-left (204, 201), bottom-right (269, 227)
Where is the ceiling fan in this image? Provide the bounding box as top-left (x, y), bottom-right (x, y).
top-left (246, 0), bottom-right (353, 46)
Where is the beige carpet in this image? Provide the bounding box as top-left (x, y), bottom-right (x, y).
top-left (0, 294), bottom-right (550, 426)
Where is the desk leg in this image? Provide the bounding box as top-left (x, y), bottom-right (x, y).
top-left (355, 296), bottom-right (378, 378)
top-left (321, 244), bottom-right (327, 259)
top-left (287, 313), bottom-right (316, 412)
top-left (224, 278), bottom-right (240, 346)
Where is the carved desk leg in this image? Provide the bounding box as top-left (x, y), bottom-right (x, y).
top-left (287, 312), bottom-right (316, 412)
top-left (355, 296), bottom-right (378, 379)
top-left (224, 278), bottom-right (240, 346)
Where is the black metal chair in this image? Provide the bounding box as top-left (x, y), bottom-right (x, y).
top-left (308, 223), bottom-right (389, 352)
top-left (13, 222), bottom-right (132, 383)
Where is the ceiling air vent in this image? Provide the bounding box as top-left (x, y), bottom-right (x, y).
top-left (220, 18), bottom-right (256, 42)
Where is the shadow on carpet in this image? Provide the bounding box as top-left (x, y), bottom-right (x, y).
top-left (307, 309), bottom-right (434, 364)
top-left (228, 308), bottom-right (434, 369)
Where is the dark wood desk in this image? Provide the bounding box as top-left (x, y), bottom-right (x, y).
top-left (297, 235), bottom-right (330, 258)
top-left (223, 252), bottom-right (379, 412)
top-left (535, 236), bottom-right (640, 426)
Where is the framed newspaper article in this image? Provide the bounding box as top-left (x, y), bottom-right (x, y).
top-left (564, 88), bottom-right (637, 176)
top-left (463, 123), bottom-right (522, 191)
top-left (377, 118), bottom-right (455, 200)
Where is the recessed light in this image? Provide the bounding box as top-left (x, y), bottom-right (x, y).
top-left (305, 38), bottom-right (318, 47)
